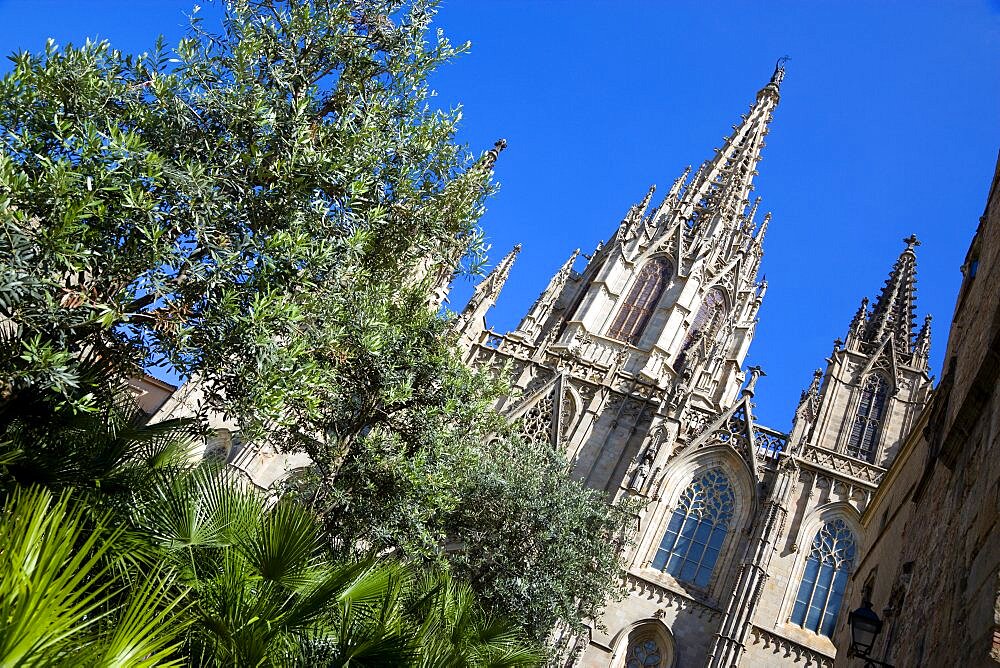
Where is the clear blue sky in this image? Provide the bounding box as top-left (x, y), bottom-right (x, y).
top-left (1, 1), bottom-right (997, 429)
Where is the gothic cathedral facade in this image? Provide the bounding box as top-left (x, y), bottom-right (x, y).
top-left (452, 64), bottom-right (935, 668)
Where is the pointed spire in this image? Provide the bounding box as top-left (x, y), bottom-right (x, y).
top-left (747, 196), bottom-right (762, 226)
top-left (678, 63), bottom-right (784, 246)
top-left (457, 244), bottom-right (520, 322)
top-left (800, 368), bottom-right (822, 403)
top-left (668, 166), bottom-right (692, 200)
top-left (616, 184), bottom-right (657, 244)
top-left (753, 212), bottom-right (771, 243)
top-left (795, 368), bottom-right (823, 419)
top-left (638, 183), bottom-right (656, 217)
top-left (867, 235), bottom-right (920, 351)
top-left (790, 367), bottom-right (822, 449)
top-left (516, 248), bottom-right (580, 340)
top-left (847, 296), bottom-right (870, 344)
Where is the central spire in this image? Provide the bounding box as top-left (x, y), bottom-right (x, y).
top-left (664, 60), bottom-right (786, 254)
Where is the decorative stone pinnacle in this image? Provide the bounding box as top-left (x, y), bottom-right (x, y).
top-left (742, 365), bottom-right (766, 397)
top-left (772, 56), bottom-right (790, 85)
top-left (482, 138), bottom-right (507, 171)
top-left (903, 234), bottom-right (921, 251)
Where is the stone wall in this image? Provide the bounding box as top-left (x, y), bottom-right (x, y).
top-left (834, 152), bottom-right (1000, 666)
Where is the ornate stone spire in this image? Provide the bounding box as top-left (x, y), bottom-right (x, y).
top-left (866, 235), bottom-right (920, 350)
top-left (515, 247), bottom-right (581, 341)
top-left (679, 62), bottom-right (784, 244)
top-left (667, 166), bottom-right (692, 200)
top-left (453, 245), bottom-right (520, 345)
top-left (468, 244), bottom-right (520, 310)
top-left (912, 313), bottom-right (933, 370)
top-left (615, 184), bottom-right (658, 244)
top-left (846, 296), bottom-right (870, 347)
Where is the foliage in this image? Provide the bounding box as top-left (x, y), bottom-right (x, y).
top-left (0, 0), bottom-right (635, 657)
top-left (0, 0), bottom-right (492, 440)
top-left (291, 360), bottom-right (636, 643)
top-left (0, 486), bottom-right (190, 667)
top-left (0, 376), bottom-right (541, 666)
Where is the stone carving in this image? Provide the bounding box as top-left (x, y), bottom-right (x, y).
top-left (627, 454), bottom-right (653, 492)
top-left (518, 389), bottom-right (555, 446)
top-left (748, 626), bottom-right (834, 668)
top-left (797, 445), bottom-right (885, 487)
top-left (624, 573), bottom-right (722, 622)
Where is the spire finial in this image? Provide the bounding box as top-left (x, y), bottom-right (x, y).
top-left (771, 56), bottom-right (790, 86)
top-left (903, 233), bottom-right (921, 251)
top-left (481, 138), bottom-right (507, 171)
top-left (742, 365), bottom-right (766, 397)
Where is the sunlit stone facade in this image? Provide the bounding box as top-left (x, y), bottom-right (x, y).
top-left (453, 64), bottom-right (934, 667)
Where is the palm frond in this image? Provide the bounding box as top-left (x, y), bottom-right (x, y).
top-left (0, 487), bottom-right (120, 664)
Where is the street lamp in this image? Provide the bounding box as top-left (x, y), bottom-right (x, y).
top-left (847, 602), bottom-right (893, 667)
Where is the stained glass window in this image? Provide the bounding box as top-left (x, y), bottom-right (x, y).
top-left (624, 637), bottom-right (663, 668)
top-left (608, 258), bottom-right (672, 344)
top-left (652, 467), bottom-right (734, 588)
top-left (846, 374), bottom-right (889, 462)
top-left (791, 519), bottom-right (857, 638)
top-left (676, 289), bottom-right (728, 372)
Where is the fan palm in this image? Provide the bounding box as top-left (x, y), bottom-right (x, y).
top-left (0, 485), bottom-right (191, 667)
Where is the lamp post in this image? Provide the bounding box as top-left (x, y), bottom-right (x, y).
top-left (847, 602), bottom-right (893, 667)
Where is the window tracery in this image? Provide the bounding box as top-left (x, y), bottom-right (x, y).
top-left (676, 288), bottom-right (728, 372)
top-left (608, 258), bottom-right (673, 344)
top-left (791, 518), bottom-right (857, 638)
top-left (624, 636), bottom-right (663, 668)
top-left (846, 374), bottom-right (889, 462)
top-left (517, 385), bottom-right (574, 446)
top-left (651, 467), bottom-right (734, 587)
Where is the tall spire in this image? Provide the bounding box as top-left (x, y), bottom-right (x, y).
top-left (679, 60), bottom-right (785, 238)
top-left (866, 235), bottom-right (920, 351)
top-left (468, 244), bottom-right (520, 310)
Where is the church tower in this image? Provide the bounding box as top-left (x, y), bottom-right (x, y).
top-left (789, 236), bottom-right (934, 467)
top-left (456, 61), bottom-right (933, 668)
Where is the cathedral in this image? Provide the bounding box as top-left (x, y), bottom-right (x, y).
top-left (450, 62), bottom-right (935, 667)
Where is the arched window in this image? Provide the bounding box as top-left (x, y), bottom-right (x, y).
top-left (846, 374), bottom-right (889, 462)
top-left (676, 289), bottom-right (728, 372)
top-left (617, 624), bottom-right (674, 668)
top-left (651, 467), bottom-right (734, 587)
top-left (792, 519), bottom-right (857, 637)
top-left (608, 258), bottom-right (673, 344)
top-left (624, 637), bottom-right (664, 668)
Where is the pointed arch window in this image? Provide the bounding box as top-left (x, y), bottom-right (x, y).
top-left (608, 258), bottom-right (673, 344)
top-left (846, 374), bottom-right (889, 462)
top-left (791, 519), bottom-right (857, 637)
top-left (651, 467), bottom-right (734, 587)
top-left (618, 624), bottom-right (673, 668)
top-left (624, 637), bottom-right (663, 668)
top-left (676, 288), bottom-right (728, 371)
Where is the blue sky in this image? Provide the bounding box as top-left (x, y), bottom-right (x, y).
top-left (1, 1), bottom-right (997, 429)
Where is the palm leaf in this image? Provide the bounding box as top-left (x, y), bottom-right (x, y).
top-left (0, 487), bottom-right (120, 665)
